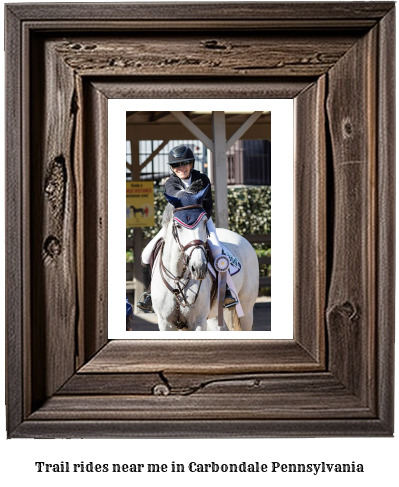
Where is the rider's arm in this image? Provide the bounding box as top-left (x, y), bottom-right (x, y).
top-left (165, 174), bottom-right (184, 196)
top-left (200, 174), bottom-right (213, 219)
top-left (165, 172), bottom-right (213, 219)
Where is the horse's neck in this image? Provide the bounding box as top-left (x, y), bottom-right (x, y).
top-left (163, 230), bottom-right (185, 277)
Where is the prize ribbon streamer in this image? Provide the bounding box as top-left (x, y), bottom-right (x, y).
top-left (209, 257), bottom-right (244, 328)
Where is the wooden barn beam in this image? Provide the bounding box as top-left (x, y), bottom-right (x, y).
top-left (212, 111), bottom-right (229, 229)
top-left (150, 111), bottom-right (170, 122)
top-left (170, 111), bottom-right (215, 152)
top-left (139, 140), bottom-right (170, 171)
top-left (127, 139), bottom-right (145, 314)
top-left (226, 111), bottom-right (264, 150)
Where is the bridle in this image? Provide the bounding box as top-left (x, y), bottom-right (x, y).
top-left (159, 204), bottom-right (209, 329)
top-left (172, 205), bottom-right (208, 261)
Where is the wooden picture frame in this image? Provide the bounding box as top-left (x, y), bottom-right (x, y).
top-left (5, 2), bottom-right (395, 438)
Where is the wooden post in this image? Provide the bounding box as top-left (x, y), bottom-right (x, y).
top-left (212, 112), bottom-right (228, 229)
top-left (129, 139), bottom-right (144, 314)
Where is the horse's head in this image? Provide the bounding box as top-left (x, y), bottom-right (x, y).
top-left (164, 184), bottom-right (209, 280)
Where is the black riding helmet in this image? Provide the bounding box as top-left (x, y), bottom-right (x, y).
top-left (168, 144), bottom-right (195, 167)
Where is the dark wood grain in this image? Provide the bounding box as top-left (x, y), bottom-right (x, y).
top-left (54, 34), bottom-right (359, 78)
top-left (294, 76), bottom-right (326, 364)
top-left (13, 418), bottom-right (391, 439)
top-left (7, 2), bottom-right (394, 22)
top-left (30, 36), bottom-right (78, 407)
top-left (82, 80), bottom-right (109, 362)
top-left (58, 371), bottom-right (367, 401)
top-left (326, 26), bottom-right (376, 404)
top-left (94, 79), bottom-right (311, 100)
top-left (5, 4), bottom-right (24, 437)
top-left (58, 372), bottom-right (162, 395)
top-left (376, 7), bottom-right (396, 433)
top-left (5, 2), bottom-right (395, 438)
top-left (79, 340), bottom-right (321, 374)
top-left (28, 394), bottom-right (371, 421)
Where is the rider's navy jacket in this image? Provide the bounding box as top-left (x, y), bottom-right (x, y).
top-left (165, 169), bottom-right (213, 219)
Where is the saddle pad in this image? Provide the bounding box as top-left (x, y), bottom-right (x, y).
top-left (220, 244), bottom-right (241, 276)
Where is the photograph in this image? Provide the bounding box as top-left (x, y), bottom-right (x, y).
top-left (125, 111), bottom-right (271, 332)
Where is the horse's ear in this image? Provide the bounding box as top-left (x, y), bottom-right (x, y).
top-left (193, 184), bottom-right (210, 204)
top-left (164, 192), bottom-right (182, 208)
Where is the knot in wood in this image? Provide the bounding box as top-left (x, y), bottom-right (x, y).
top-left (152, 383), bottom-right (170, 396)
top-left (45, 156), bottom-right (66, 203)
top-left (201, 40), bottom-right (227, 50)
top-left (327, 301), bottom-right (359, 324)
top-left (44, 236), bottom-right (61, 257)
top-left (45, 181), bottom-right (56, 196)
top-left (339, 301), bottom-right (358, 321)
top-left (342, 119), bottom-right (353, 138)
top-left (83, 44), bottom-right (97, 51)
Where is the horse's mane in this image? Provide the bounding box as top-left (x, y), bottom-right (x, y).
top-left (162, 179), bottom-right (204, 228)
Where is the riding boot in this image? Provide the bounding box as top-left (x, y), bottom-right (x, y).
top-left (137, 262), bottom-right (154, 313)
top-left (224, 284), bottom-right (239, 308)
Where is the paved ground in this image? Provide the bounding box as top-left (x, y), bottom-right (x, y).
top-left (129, 297), bottom-right (271, 331)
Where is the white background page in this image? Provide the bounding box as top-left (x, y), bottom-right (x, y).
top-left (109, 99), bottom-right (293, 339)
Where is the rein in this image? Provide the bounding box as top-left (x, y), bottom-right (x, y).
top-left (159, 205), bottom-right (209, 330)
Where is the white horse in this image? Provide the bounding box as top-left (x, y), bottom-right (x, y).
top-left (151, 187), bottom-right (259, 331)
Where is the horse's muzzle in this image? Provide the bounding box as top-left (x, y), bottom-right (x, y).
top-left (191, 261), bottom-right (208, 280)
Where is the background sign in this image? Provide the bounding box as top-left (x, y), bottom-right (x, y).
top-left (126, 181), bottom-right (155, 227)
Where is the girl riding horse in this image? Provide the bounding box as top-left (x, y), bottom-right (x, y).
top-left (137, 144), bottom-right (238, 312)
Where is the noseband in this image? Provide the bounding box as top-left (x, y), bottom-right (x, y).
top-left (159, 204), bottom-right (209, 329)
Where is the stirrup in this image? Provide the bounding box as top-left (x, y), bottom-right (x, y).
top-left (224, 286), bottom-right (239, 309)
top-left (137, 292), bottom-right (154, 313)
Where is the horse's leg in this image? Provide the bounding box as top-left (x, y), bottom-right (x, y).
top-left (193, 321), bottom-right (207, 331)
top-left (207, 316), bottom-right (228, 331)
top-left (157, 319), bottom-right (174, 331)
top-left (237, 301), bottom-right (254, 331)
top-left (207, 317), bottom-right (218, 331)
top-left (191, 316), bottom-right (208, 331)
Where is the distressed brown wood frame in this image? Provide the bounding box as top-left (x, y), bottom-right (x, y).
top-left (5, 2), bottom-right (395, 438)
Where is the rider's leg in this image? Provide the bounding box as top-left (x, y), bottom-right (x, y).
top-left (137, 228), bottom-right (164, 312)
top-left (206, 218), bottom-right (239, 308)
top-left (141, 228), bottom-right (165, 265)
top-left (136, 261), bottom-right (153, 312)
top-left (206, 217), bottom-right (223, 258)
